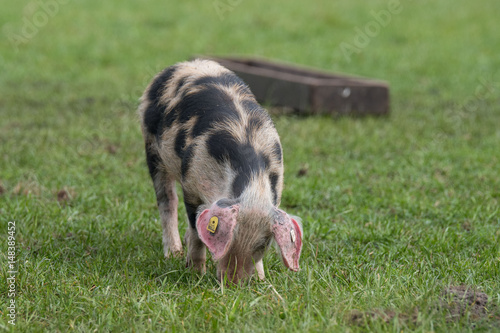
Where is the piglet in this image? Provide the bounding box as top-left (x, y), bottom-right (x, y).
top-left (138, 59), bottom-right (302, 283)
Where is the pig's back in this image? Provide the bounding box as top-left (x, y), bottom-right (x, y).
top-left (139, 59), bottom-right (284, 205)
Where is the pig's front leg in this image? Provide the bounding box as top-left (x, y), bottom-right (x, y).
top-left (256, 259), bottom-right (265, 280)
top-left (158, 177), bottom-right (183, 258)
top-left (153, 177), bottom-right (183, 258)
top-left (146, 148), bottom-right (183, 258)
top-left (184, 202), bottom-right (206, 273)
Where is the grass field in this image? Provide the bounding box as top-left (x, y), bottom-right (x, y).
top-left (1, 0), bottom-right (499, 331)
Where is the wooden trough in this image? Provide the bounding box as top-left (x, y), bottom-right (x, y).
top-left (202, 56), bottom-right (390, 116)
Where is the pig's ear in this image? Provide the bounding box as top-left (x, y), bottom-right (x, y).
top-left (196, 205), bottom-right (239, 260)
top-left (272, 209), bottom-right (303, 272)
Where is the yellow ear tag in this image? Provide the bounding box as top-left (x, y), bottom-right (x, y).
top-left (207, 216), bottom-right (219, 234)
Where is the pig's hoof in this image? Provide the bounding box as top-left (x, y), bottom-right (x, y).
top-left (164, 249), bottom-right (184, 259)
top-left (256, 261), bottom-right (265, 280)
top-left (186, 259), bottom-right (206, 274)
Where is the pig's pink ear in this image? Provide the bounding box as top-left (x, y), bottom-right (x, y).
top-left (272, 209), bottom-right (303, 272)
top-left (196, 205), bottom-right (239, 260)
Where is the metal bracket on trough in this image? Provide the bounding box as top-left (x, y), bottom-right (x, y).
top-left (201, 56), bottom-right (390, 116)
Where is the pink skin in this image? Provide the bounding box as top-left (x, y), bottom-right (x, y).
top-left (196, 204), bottom-right (239, 261)
top-left (197, 203), bottom-right (249, 283)
top-left (272, 209), bottom-right (302, 271)
top-left (196, 202), bottom-right (303, 284)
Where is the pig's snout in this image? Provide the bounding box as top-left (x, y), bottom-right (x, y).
top-left (217, 256), bottom-right (256, 284)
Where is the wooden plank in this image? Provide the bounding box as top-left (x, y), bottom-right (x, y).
top-left (201, 56), bottom-right (390, 116)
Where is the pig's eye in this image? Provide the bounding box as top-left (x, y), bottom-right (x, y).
top-left (254, 244), bottom-right (266, 253)
top-left (253, 238), bottom-right (271, 253)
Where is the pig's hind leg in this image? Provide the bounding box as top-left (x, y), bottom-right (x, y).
top-left (146, 146), bottom-right (183, 258)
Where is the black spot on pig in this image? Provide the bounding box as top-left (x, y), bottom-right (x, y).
top-left (207, 131), bottom-right (270, 197)
top-left (181, 144), bottom-right (195, 179)
top-left (239, 144), bottom-right (268, 171)
top-left (246, 116), bottom-right (265, 137)
top-left (175, 76), bottom-right (188, 95)
top-left (148, 66), bottom-right (177, 102)
top-left (176, 87), bottom-right (241, 138)
top-left (163, 108), bottom-right (178, 129)
top-left (144, 66), bottom-right (177, 135)
top-left (260, 153), bottom-right (271, 170)
top-left (207, 131), bottom-right (239, 164)
top-left (145, 144), bottom-right (161, 179)
top-left (269, 172), bottom-right (279, 205)
top-left (174, 128), bottom-right (187, 157)
top-left (144, 103), bottom-right (164, 137)
top-left (232, 172), bottom-right (251, 199)
top-left (272, 141), bottom-right (282, 163)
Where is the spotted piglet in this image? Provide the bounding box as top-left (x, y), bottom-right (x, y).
top-left (138, 59), bottom-right (302, 283)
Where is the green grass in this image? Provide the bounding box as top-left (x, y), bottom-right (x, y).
top-left (1, 0), bottom-right (499, 331)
